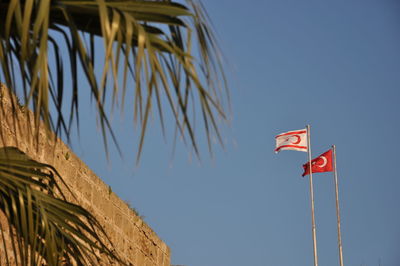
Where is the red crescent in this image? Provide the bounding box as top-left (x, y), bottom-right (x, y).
top-left (291, 135), bottom-right (301, 144)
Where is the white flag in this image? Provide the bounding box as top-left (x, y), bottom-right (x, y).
top-left (275, 128), bottom-right (308, 153)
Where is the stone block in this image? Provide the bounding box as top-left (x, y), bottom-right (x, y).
top-left (135, 251), bottom-right (146, 266)
top-left (163, 253), bottom-right (170, 266)
top-left (114, 210), bottom-right (124, 228)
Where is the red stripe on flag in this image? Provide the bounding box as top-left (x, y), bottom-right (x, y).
top-left (274, 145), bottom-right (308, 152)
top-left (275, 130), bottom-right (307, 138)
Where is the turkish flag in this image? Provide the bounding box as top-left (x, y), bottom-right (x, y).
top-left (302, 149), bottom-right (333, 177)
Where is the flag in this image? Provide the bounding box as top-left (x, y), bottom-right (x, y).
top-left (275, 128), bottom-right (308, 153)
top-left (302, 149), bottom-right (333, 176)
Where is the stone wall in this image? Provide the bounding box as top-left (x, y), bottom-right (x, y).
top-left (0, 84), bottom-right (170, 266)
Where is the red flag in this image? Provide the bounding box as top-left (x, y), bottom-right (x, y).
top-left (302, 149), bottom-right (333, 177)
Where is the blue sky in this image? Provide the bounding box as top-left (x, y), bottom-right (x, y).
top-left (67, 1), bottom-right (400, 266)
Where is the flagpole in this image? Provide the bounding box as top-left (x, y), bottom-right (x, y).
top-left (306, 124), bottom-right (318, 266)
top-left (332, 145), bottom-right (344, 266)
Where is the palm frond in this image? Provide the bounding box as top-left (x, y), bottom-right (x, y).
top-left (0, 147), bottom-right (126, 265)
top-left (0, 0), bottom-right (229, 160)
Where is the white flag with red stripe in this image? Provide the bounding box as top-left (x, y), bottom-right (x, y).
top-left (275, 128), bottom-right (308, 153)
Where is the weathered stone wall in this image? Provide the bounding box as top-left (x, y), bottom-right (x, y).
top-left (0, 84), bottom-right (170, 266)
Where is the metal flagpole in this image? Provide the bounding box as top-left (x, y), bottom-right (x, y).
top-left (306, 124), bottom-right (318, 266)
top-left (332, 145), bottom-right (344, 266)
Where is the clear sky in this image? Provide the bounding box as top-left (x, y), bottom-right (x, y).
top-left (67, 1), bottom-right (400, 266)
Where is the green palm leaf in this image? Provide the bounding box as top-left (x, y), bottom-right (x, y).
top-left (0, 147), bottom-right (126, 265)
top-left (0, 0), bottom-right (228, 160)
